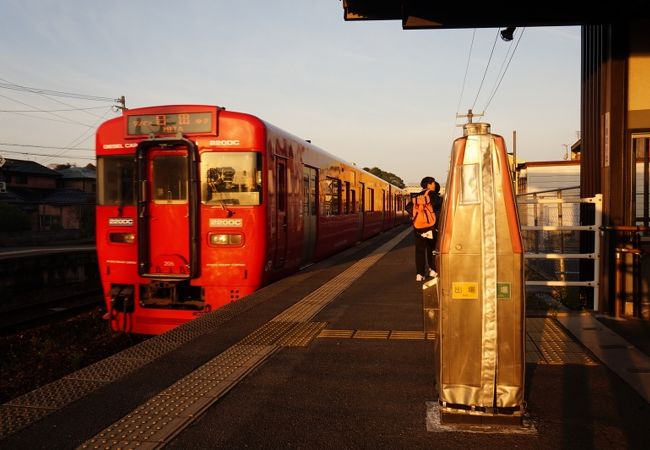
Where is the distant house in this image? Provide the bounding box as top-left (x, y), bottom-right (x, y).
top-left (405, 182), bottom-right (446, 197)
top-left (0, 158), bottom-right (96, 238)
top-left (0, 158), bottom-right (60, 190)
top-left (0, 158), bottom-right (62, 230)
top-left (516, 159), bottom-right (581, 231)
top-left (56, 166), bottom-right (96, 193)
top-left (405, 183), bottom-right (422, 196)
top-left (45, 165), bottom-right (96, 234)
top-left (517, 160), bottom-right (581, 195)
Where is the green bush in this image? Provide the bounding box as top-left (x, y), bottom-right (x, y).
top-left (0, 202), bottom-right (31, 231)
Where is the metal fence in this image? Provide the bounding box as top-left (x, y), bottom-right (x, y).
top-left (517, 187), bottom-right (602, 310)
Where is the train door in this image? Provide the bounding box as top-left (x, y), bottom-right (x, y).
top-left (137, 139), bottom-right (199, 278)
top-left (274, 157), bottom-right (288, 268)
top-left (358, 181), bottom-right (365, 241)
top-left (301, 166), bottom-right (318, 266)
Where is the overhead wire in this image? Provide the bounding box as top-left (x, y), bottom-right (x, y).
top-left (482, 33), bottom-right (516, 107)
top-left (0, 148), bottom-right (95, 161)
top-left (0, 77), bottom-right (120, 163)
top-left (41, 106), bottom-right (115, 164)
top-left (0, 141), bottom-right (96, 163)
top-left (0, 77), bottom-right (116, 120)
top-left (0, 142), bottom-right (93, 151)
top-left (470, 28), bottom-right (501, 111)
top-left (450, 29), bottom-right (479, 142)
top-left (455, 29), bottom-right (477, 116)
top-left (0, 79), bottom-right (116, 102)
top-left (0, 92), bottom-right (95, 127)
top-left (482, 28), bottom-right (526, 113)
top-left (0, 106), bottom-right (109, 113)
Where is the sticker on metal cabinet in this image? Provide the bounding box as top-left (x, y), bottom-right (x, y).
top-left (497, 282), bottom-right (511, 299)
top-left (452, 282), bottom-right (479, 299)
top-left (209, 218), bottom-right (243, 227)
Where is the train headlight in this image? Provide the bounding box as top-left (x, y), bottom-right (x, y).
top-left (209, 233), bottom-right (243, 246)
top-left (109, 232), bottom-right (136, 244)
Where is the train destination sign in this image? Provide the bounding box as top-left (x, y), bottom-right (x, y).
top-left (127, 112), bottom-right (212, 135)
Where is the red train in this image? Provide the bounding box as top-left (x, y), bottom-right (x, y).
top-left (96, 105), bottom-right (409, 334)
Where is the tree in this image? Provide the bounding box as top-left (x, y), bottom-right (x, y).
top-left (362, 167), bottom-right (405, 188)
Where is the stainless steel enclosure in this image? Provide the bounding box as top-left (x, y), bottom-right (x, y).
top-left (435, 123), bottom-right (525, 418)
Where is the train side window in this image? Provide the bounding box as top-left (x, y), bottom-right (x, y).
top-left (366, 188), bottom-right (374, 212)
top-left (324, 177), bottom-right (340, 216)
top-left (303, 167), bottom-right (318, 217)
top-left (97, 155), bottom-right (135, 205)
top-left (311, 173), bottom-right (318, 215)
top-left (201, 152), bottom-right (262, 206)
top-left (351, 188), bottom-right (356, 213)
top-left (359, 182), bottom-right (365, 212)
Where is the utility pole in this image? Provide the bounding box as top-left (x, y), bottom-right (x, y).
top-left (115, 96), bottom-right (127, 111)
top-left (456, 108), bottom-right (484, 125)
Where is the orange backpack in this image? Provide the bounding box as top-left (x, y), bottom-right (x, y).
top-left (412, 192), bottom-right (436, 230)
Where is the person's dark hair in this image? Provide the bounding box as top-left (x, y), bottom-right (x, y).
top-left (434, 181), bottom-right (441, 193)
top-left (420, 176), bottom-right (435, 189)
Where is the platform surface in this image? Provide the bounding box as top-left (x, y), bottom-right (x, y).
top-left (1, 226), bottom-right (649, 449)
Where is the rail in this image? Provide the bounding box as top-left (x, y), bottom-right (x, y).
top-left (517, 190), bottom-right (602, 310)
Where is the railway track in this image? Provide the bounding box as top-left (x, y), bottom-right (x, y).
top-left (0, 289), bottom-right (103, 335)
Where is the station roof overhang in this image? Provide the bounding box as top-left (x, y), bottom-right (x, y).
top-left (342, 0), bottom-right (637, 28)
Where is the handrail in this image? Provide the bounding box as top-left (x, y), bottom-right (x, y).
top-left (600, 225), bottom-right (650, 232)
top-left (516, 185), bottom-right (580, 197)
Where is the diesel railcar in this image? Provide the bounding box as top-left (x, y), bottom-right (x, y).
top-left (96, 105), bottom-right (408, 334)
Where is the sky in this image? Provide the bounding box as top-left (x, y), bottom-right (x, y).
top-left (0, 0), bottom-right (581, 184)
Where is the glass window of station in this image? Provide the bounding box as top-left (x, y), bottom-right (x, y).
top-left (201, 152), bottom-right (262, 206)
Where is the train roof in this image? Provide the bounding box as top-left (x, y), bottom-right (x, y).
top-left (104, 105), bottom-right (407, 193)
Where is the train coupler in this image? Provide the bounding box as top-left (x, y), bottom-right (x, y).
top-left (110, 284), bottom-right (135, 313)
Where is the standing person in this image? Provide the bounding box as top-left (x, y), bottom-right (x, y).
top-left (408, 176), bottom-right (438, 281)
top-left (430, 180), bottom-right (443, 255)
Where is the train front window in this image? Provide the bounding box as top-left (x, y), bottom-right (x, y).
top-left (201, 152), bottom-right (262, 206)
top-left (97, 156), bottom-right (135, 205)
top-left (152, 155), bottom-right (188, 203)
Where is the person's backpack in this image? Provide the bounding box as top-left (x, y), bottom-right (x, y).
top-left (411, 192), bottom-right (436, 230)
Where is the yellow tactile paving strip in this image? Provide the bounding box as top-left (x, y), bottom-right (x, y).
top-left (318, 318), bottom-right (598, 366)
top-left (318, 329), bottom-right (436, 340)
top-left (526, 317), bottom-right (598, 365)
top-left (73, 229), bottom-right (413, 450)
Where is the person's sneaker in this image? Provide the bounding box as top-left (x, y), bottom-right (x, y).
top-left (416, 274), bottom-right (425, 281)
top-left (429, 269), bottom-right (438, 277)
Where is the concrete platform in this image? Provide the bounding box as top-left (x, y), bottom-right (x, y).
top-left (1, 226), bottom-right (649, 449)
